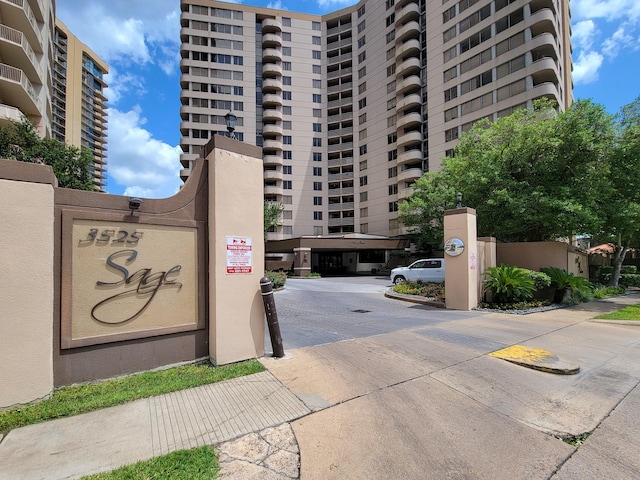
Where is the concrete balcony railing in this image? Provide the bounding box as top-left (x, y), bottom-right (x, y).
top-left (0, 23), bottom-right (39, 78)
top-left (395, 1), bottom-right (420, 26)
top-left (0, 62), bottom-right (39, 114)
top-left (396, 93), bottom-right (422, 112)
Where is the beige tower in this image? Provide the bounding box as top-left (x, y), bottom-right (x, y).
top-left (52, 20), bottom-right (109, 191)
top-left (179, 0), bottom-right (572, 239)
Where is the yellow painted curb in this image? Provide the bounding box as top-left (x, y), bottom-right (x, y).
top-left (489, 345), bottom-right (580, 375)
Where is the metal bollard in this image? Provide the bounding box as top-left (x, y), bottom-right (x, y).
top-left (260, 277), bottom-right (285, 358)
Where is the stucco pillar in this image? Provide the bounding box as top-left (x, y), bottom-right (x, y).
top-left (0, 161), bottom-right (55, 407)
top-left (293, 247), bottom-right (311, 276)
top-left (444, 207), bottom-right (478, 311)
top-left (206, 137), bottom-right (265, 365)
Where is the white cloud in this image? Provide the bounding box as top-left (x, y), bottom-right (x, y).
top-left (316, 0), bottom-right (359, 8)
top-left (571, 0), bottom-right (640, 22)
top-left (105, 67), bottom-right (147, 105)
top-left (572, 20), bottom-right (598, 50)
top-left (107, 107), bottom-right (182, 199)
top-left (572, 50), bottom-right (604, 85)
top-left (602, 25), bottom-right (637, 58)
top-left (267, 1), bottom-right (288, 9)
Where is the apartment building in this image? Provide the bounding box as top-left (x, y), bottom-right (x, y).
top-left (52, 20), bottom-right (109, 191)
top-left (0, 0), bottom-right (55, 137)
top-left (179, 0), bottom-right (572, 240)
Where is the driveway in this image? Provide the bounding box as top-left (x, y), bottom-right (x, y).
top-left (264, 282), bottom-right (640, 479)
top-left (273, 276), bottom-right (484, 350)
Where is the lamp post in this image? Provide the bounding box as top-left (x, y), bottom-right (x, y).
top-left (225, 110), bottom-right (237, 140)
top-left (456, 192), bottom-right (463, 208)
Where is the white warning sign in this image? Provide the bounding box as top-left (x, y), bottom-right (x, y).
top-left (226, 236), bottom-right (253, 274)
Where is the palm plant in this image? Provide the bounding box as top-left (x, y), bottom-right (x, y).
top-left (483, 265), bottom-right (536, 304)
top-left (540, 266), bottom-right (592, 304)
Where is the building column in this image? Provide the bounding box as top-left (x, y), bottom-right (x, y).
top-left (443, 207), bottom-right (478, 311)
top-left (293, 247), bottom-right (311, 276)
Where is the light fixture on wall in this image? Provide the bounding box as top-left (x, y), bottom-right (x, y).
top-left (225, 110), bottom-right (237, 140)
top-left (129, 197), bottom-right (143, 215)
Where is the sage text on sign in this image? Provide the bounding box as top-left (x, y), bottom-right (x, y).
top-left (227, 236), bottom-right (252, 274)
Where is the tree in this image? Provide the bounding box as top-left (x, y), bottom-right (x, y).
top-left (401, 99), bottom-right (615, 247)
top-left (264, 201), bottom-right (284, 241)
top-left (0, 118), bottom-right (95, 190)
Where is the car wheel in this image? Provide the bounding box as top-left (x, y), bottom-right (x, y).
top-left (393, 276), bottom-right (406, 285)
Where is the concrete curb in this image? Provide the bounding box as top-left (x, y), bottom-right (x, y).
top-left (384, 288), bottom-right (446, 308)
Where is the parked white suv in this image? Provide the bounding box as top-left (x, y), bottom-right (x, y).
top-left (390, 258), bottom-right (445, 284)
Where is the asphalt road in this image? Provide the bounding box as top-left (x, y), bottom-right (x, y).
top-left (272, 276), bottom-right (486, 350)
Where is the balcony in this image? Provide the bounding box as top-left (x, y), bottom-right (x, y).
top-left (395, 2), bottom-right (420, 25)
top-left (328, 157), bottom-right (354, 167)
top-left (262, 93), bottom-right (283, 107)
top-left (262, 32), bottom-right (282, 47)
top-left (262, 47), bottom-right (282, 62)
top-left (397, 111), bottom-right (422, 130)
top-left (264, 184), bottom-right (283, 195)
top-left (328, 141), bottom-right (353, 152)
top-left (396, 56), bottom-right (421, 77)
top-left (397, 186), bottom-right (415, 201)
top-left (396, 20), bottom-right (420, 43)
top-left (397, 130), bottom-right (422, 149)
top-left (328, 202), bottom-right (354, 212)
top-left (263, 108), bottom-right (283, 122)
top-left (262, 123), bottom-right (283, 137)
top-left (397, 148), bottom-right (422, 166)
top-left (328, 171), bottom-right (354, 181)
top-left (262, 63), bottom-right (282, 78)
top-left (396, 38), bottom-right (420, 59)
top-left (262, 18), bottom-right (282, 33)
top-left (396, 74), bottom-right (421, 95)
top-left (262, 77), bottom-right (282, 92)
top-left (328, 67), bottom-right (352, 79)
top-left (0, 0), bottom-right (42, 51)
top-left (0, 62), bottom-right (39, 115)
top-left (396, 93), bottom-right (422, 112)
top-left (328, 217), bottom-right (355, 227)
top-left (328, 81), bottom-right (352, 94)
top-left (398, 167), bottom-right (423, 183)
top-left (263, 154), bottom-right (283, 166)
top-left (264, 168), bottom-right (283, 182)
top-left (0, 24), bottom-right (39, 79)
top-left (262, 139), bottom-right (283, 151)
top-left (327, 186), bottom-right (354, 196)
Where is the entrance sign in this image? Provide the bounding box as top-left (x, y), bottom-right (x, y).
top-left (61, 216), bottom-right (200, 349)
top-left (226, 236), bottom-right (253, 274)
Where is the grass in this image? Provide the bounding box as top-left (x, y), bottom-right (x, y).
top-left (0, 359), bottom-right (264, 435)
top-left (80, 446), bottom-right (219, 480)
top-left (594, 302), bottom-right (640, 321)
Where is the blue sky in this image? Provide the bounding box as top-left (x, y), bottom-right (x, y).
top-left (56, 0), bottom-right (640, 198)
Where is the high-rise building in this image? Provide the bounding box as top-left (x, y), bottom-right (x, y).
top-left (53, 20), bottom-right (109, 191)
top-left (179, 0), bottom-right (572, 239)
top-left (0, 0), bottom-right (55, 137)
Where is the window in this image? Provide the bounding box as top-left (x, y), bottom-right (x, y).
top-left (283, 91), bottom-right (292, 100)
top-left (282, 32), bottom-right (291, 41)
top-left (359, 144), bottom-right (368, 155)
top-left (444, 86), bottom-right (458, 102)
top-left (444, 66), bottom-right (457, 82)
top-left (389, 201), bottom-right (398, 212)
top-left (282, 17), bottom-right (291, 26)
top-left (314, 211), bottom-right (323, 220)
top-left (313, 182), bottom-right (322, 190)
top-left (192, 51), bottom-right (208, 61)
top-left (459, 26), bottom-right (492, 54)
top-left (496, 55), bottom-right (526, 79)
top-left (313, 138), bottom-right (322, 146)
top-left (358, 20), bottom-right (366, 33)
top-left (192, 5), bottom-right (208, 14)
top-left (359, 113), bottom-right (367, 124)
top-left (360, 207), bottom-right (368, 217)
top-left (359, 128), bottom-right (367, 140)
top-left (313, 36), bottom-right (321, 45)
top-left (444, 45), bottom-right (457, 63)
top-left (360, 160), bottom-right (368, 171)
top-left (496, 8), bottom-right (524, 35)
top-left (387, 64), bottom-right (396, 76)
top-left (360, 176), bottom-right (368, 186)
top-left (282, 46), bottom-right (291, 56)
top-left (282, 210), bottom-right (293, 220)
top-left (283, 121), bottom-right (292, 129)
top-left (313, 152), bottom-right (322, 161)
top-left (387, 46), bottom-right (396, 60)
top-left (358, 66), bottom-right (366, 79)
top-left (312, 50), bottom-right (321, 59)
top-left (283, 151), bottom-right (292, 159)
top-left (459, 0), bottom-right (481, 14)
top-left (389, 184), bottom-right (398, 195)
top-left (386, 30), bottom-right (395, 43)
top-left (312, 21), bottom-right (321, 31)
top-left (387, 115), bottom-right (396, 128)
top-left (283, 165), bottom-right (292, 174)
top-left (192, 129), bottom-right (209, 139)
top-left (387, 98), bottom-right (396, 110)
top-left (283, 61), bottom-right (292, 71)
top-left (358, 36), bottom-right (366, 48)
top-left (459, 4), bottom-right (491, 33)
top-left (445, 106), bottom-right (459, 121)
top-left (445, 127), bottom-right (459, 142)
top-left (388, 133), bottom-right (397, 144)
top-left (192, 98), bottom-right (209, 107)
top-left (460, 69), bottom-right (493, 95)
top-left (358, 98), bottom-right (367, 109)
top-left (357, 4), bottom-right (365, 17)
top-left (386, 13), bottom-right (395, 27)
top-left (443, 5), bottom-right (456, 23)
top-left (314, 226), bottom-right (323, 235)
top-left (388, 149), bottom-right (397, 161)
top-left (283, 226), bottom-right (293, 235)
top-left (313, 65), bottom-right (322, 74)
top-left (192, 20), bottom-right (208, 31)
top-left (386, 0), bottom-right (395, 8)
top-left (283, 136), bottom-right (292, 144)
top-left (283, 76), bottom-right (292, 85)
top-left (313, 108), bottom-right (322, 118)
top-left (233, 56), bottom-right (243, 65)
top-left (443, 26), bottom-right (456, 43)
top-left (313, 79), bottom-right (321, 88)
top-left (283, 106), bottom-right (292, 115)
top-left (313, 167), bottom-right (322, 176)
top-left (312, 123), bottom-right (322, 133)
top-left (312, 94), bottom-right (322, 103)
top-left (387, 81), bottom-right (396, 93)
top-left (358, 51), bottom-right (366, 63)
top-left (360, 191), bottom-right (368, 201)
top-left (283, 180), bottom-right (292, 189)
top-left (388, 166), bottom-right (398, 178)
top-left (359, 82), bottom-right (367, 94)
top-left (314, 196), bottom-right (323, 205)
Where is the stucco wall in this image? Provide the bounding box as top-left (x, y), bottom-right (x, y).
top-left (0, 171), bottom-right (54, 408)
top-left (497, 242), bottom-right (588, 279)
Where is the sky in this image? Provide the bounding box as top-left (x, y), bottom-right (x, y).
top-left (55, 0), bottom-right (640, 199)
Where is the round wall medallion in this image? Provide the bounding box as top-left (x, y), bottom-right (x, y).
top-left (444, 237), bottom-right (465, 256)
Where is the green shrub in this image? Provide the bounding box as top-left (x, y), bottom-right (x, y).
top-left (529, 271), bottom-right (551, 290)
top-left (393, 281), bottom-right (444, 300)
top-left (620, 274), bottom-right (640, 287)
top-left (621, 265), bottom-right (638, 274)
top-left (265, 270), bottom-right (287, 289)
top-left (540, 266), bottom-right (592, 304)
top-left (592, 285), bottom-right (626, 299)
top-left (304, 272), bottom-right (321, 278)
top-left (483, 265), bottom-right (536, 304)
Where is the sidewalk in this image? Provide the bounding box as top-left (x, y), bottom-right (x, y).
top-left (1, 294), bottom-right (639, 479)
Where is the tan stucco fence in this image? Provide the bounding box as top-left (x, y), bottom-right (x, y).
top-left (0, 136), bottom-right (265, 409)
